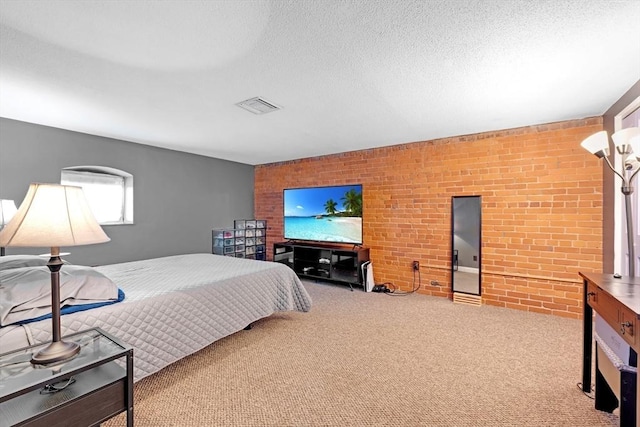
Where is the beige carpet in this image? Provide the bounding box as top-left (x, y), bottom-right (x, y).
top-left (104, 280), bottom-right (618, 426)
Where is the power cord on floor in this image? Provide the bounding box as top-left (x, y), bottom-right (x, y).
top-left (576, 382), bottom-right (595, 400)
top-left (373, 269), bottom-right (421, 296)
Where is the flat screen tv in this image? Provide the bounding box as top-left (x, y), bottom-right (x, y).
top-left (283, 184), bottom-right (363, 245)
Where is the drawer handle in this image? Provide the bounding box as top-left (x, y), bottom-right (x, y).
top-left (620, 321), bottom-right (633, 335)
top-left (586, 292), bottom-right (596, 300)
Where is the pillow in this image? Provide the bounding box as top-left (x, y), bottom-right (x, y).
top-left (0, 255), bottom-right (49, 271)
top-left (0, 264), bottom-right (119, 327)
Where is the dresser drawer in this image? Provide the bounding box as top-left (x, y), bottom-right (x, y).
top-left (587, 282), bottom-right (619, 329)
top-left (588, 281), bottom-right (638, 349)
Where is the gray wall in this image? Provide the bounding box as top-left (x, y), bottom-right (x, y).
top-left (0, 118), bottom-right (255, 265)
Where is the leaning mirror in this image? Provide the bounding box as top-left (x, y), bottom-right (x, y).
top-left (451, 196), bottom-right (481, 296)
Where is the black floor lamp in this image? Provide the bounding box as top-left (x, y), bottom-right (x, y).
top-left (581, 127), bottom-right (640, 276)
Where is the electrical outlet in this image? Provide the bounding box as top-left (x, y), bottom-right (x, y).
top-left (412, 260), bottom-right (419, 271)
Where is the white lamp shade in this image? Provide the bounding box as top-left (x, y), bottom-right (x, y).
top-left (0, 199), bottom-right (17, 226)
top-left (625, 154), bottom-right (640, 169)
top-left (0, 183), bottom-right (110, 248)
top-left (612, 127), bottom-right (640, 150)
top-left (580, 130), bottom-right (609, 155)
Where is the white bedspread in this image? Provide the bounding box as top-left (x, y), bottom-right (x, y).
top-left (0, 254), bottom-right (312, 381)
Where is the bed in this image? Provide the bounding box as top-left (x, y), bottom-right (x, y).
top-left (0, 253), bottom-right (312, 382)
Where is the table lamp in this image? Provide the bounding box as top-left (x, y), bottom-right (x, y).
top-left (0, 199), bottom-right (18, 256)
top-left (0, 183), bottom-right (110, 364)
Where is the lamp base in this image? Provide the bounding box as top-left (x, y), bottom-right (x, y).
top-left (31, 340), bottom-right (80, 365)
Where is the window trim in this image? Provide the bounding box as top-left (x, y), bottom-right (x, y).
top-left (61, 165), bottom-right (134, 225)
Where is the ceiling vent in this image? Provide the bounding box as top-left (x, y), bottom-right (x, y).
top-left (236, 97), bottom-right (281, 115)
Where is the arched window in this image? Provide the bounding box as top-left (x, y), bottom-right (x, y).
top-left (61, 166), bottom-right (133, 225)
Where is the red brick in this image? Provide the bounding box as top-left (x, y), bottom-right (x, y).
top-left (255, 118), bottom-right (604, 319)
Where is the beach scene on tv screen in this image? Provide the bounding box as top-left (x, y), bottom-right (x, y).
top-left (284, 185), bottom-right (362, 244)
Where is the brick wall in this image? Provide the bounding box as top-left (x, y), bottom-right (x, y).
top-left (255, 118), bottom-right (604, 319)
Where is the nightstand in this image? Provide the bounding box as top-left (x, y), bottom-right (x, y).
top-left (0, 327), bottom-right (133, 427)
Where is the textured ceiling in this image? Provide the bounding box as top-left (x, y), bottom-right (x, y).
top-left (1, 0), bottom-right (639, 165)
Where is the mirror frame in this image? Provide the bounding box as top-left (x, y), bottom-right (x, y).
top-left (451, 195), bottom-right (482, 296)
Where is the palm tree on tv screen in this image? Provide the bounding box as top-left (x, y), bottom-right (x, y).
top-left (341, 189), bottom-right (362, 217)
top-left (324, 199), bottom-right (338, 215)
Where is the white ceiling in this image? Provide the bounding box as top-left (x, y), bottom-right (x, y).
top-left (1, 0), bottom-right (639, 165)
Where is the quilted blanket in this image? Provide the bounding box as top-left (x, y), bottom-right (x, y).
top-left (0, 254), bottom-right (312, 381)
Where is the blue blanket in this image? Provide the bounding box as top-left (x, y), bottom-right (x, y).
top-left (17, 289), bottom-right (125, 325)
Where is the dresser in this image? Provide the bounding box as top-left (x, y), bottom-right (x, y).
top-left (580, 272), bottom-right (639, 427)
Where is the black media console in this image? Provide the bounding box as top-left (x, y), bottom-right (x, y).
top-left (273, 242), bottom-right (370, 290)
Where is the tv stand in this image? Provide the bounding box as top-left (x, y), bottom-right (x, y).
top-left (273, 242), bottom-right (370, 290)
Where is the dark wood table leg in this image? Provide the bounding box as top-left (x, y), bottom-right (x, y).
top-left (127, 349), bottom-right (134, 427)
top-left (594, 343), bottom-right (618, 413)
top-left (582, 278), bottom-right (593, 393)
top-left (620, 369), bottom-right (637, 427)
